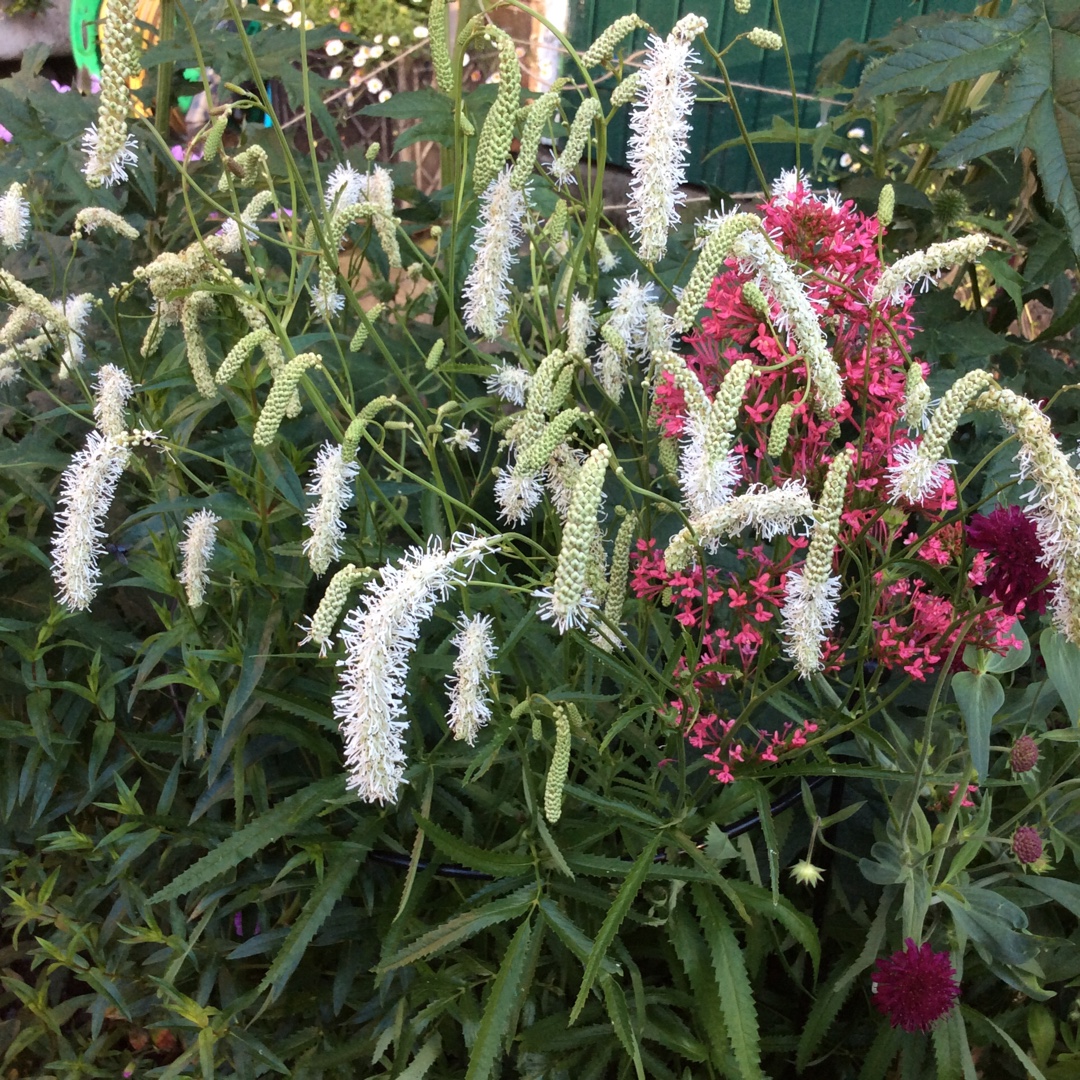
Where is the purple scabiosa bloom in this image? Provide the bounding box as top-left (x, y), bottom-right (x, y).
top-left (966, 505), bottom-right (1050, 616)
top-left (872, 939), bottom-right (959, 1033)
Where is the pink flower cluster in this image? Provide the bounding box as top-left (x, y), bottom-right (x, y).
top-left (685, 712), bottom-right (819, 784)
top-left (636, 177), bottom-right (1028, 783)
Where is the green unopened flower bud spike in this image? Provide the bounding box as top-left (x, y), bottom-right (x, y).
top-left (538, 444), bottom-right (610, 632)
top-left (473, 27), bottom-right (521, 193)
top-left (674, 212), bottom-right (760, 332)
top-left (253, 353), bottom-right (323, 446)
top-left (549, 98), bottom-right (602, 186)
top-left (579, 14), bottom-right (647, 68)
top-left (510, 90), bottom-right (562, 191)
top-left (342, 395), bottom-right (399, 462)
top-left (544, 705), bottom-right (572, 823)
top-left (428, 0), bottom-right (453, 93)
top-left (300, 564), bottom-right (370, 657)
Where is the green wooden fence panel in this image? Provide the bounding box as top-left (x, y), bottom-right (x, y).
top-left (567, 0), bottom-right (976, 193)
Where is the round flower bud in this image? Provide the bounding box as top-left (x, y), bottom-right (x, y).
top-left (1011, 826), bottom-right (1043, 866)
top-left (1010, 734), bottom-right (1039, 773)
top-left (877, 183), bottom-right (895, 228)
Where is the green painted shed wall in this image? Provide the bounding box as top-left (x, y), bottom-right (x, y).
top-left (567, 0), bottom-right (976, 192)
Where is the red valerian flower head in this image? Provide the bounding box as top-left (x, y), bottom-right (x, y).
top-left (966, 505), bottom-right (1050, 616)
top-left (872, 938), bottom-right (959, 1032)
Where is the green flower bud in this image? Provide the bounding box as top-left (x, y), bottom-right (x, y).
top-left (299, 564), bottom-right (371, 656)
top-left (350, 302), bottom-right (385, 352)
top-left (216, 328), bottom-right (277, 385)
top-left (202, 112), bottom-right (229, 161)
top-left (768, 401), bottom-right (795, 457)
top-left (510, 89), bottom-right (562, 191)
top-left (342, 395), bottom-right (398, 462)
top-left (741, 280), bottom-right (770, 317)
top-left (579, 14), bottom-right (647, 68)
top-left (877, 183), bottom-right (895, 228)
top-left (550, 97), bottom-right (602, 186)
top-left (252, 353), bottom-right (322, 446)
top-left (181, 292), bottom-right (217, 398)
top-left (424, 339), bottom-right (445, 371)
top-left (428, 0), bottom-right (453, 92)
top-left (474, 27), bottom-right (522, 192)
top-left (674, 212), bottom-right (760, 332)
top-left (609, 72), bottom-right (642, 110)
top-left (516, 407), bottom-right (583, 475)
top-left (544, 705), bottom-right (572, 823)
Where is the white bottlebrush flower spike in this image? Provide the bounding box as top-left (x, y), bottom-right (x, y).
top-left (333, 533), bottom-right (495, 804)
top-left (303, 442), bottom-right (360, 576)
top-left (51, 431), bottom-right (131, 611)
top-left (310, 283), bottom-right (345, 320)
top-left (626, 20), bottom-right (703, 263)
top-left (446, 614), bottom-right (497, 744)
top-left (92, 364), bottom-right (134, 439)
top-left (55, 294), bottom-right (95, 376)
top-left (0, 182), bottom-right (30, 249)
top-left (463, 167), bottom-right (527, 340)
top-left (178, 508), bottom-right (220, 608)
top-left (887, 439), bottom-right (955, 505)
top-left (494, 464), bottom-right (545, 525)
top-left (443, 425), bottom-right (481, 453)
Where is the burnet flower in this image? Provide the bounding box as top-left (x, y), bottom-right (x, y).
top-left (626, 16), bottom-right (705, 263)
top-left (485, 361), bottom-right (533, 406)
top-left (0, 182), bottom-right (30, 249)
top-left (780, 449), bottom-right (852, 677)
top-left (664, 479), bottom-right (814, 573)
top-left (51, 431), bottom-right (131, 611)
top-left (594, 274), bottom-right (657, 400)
top-left (446, 614), bottom-right (497, 745)
top-left (299, 564), bottom-right (370, 657)
top-left (303, 442), bottom-right (360, 576)
top-left (463, 167), bottom-right (527, 340)
top-left (732, 229), bottom-right (843, 416)
top-left (679, 358), bottom-right (753, 517)
top-left (888, 369), bottom-right (995, 504)
top-left (178, 509), bottom-right (220, 608)
top-left (333, 532), bottom-right (495, 804)
top-left (82, 0), bottom-right (140, 187)
top-left (872, 233), bottom-right (990, 305)
top-left (55, 294), bottom-right (95, 377)
top-left (92, 364), bottom-right (134, 439)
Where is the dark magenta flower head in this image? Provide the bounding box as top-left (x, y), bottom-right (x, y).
top-left (872, 938), bottom-right (959, 1032)
top-left (966, 505), bottom-right (1050, 616)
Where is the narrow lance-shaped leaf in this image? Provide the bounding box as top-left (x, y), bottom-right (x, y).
top-left (691, 882), bottom-right (763, 1080)
top-left (149, 776), bottom-right (347, 904)
top-left (464, 917), bottom-right (534, 1080)
top-left (569, 834), bottom-right (660, 1024)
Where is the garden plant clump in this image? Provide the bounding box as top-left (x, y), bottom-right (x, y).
top-left (4, 0), bottom-right (1080, 1075)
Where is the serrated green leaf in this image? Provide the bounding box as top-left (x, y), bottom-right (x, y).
top-left (148, 776), bottom-right (347, 903)
top-left (667, 903), bottom-right (734, 1072)
top-left (414, 813), bottom-right (534, 876)
top-left (258, 841), bottom-right (366, 1002)
top-left (465, 917), bottom-right (533, 1080)
top-left (397, 1035), bottom-right (442, 1080)
top-left (796, 964), bottom-right (858, 1074)
top-left (569, 835), bottom-right (660, 1024)
top-left (600, 976), bottom-right (645, 1080)
top-left (538, 898), bottom-right (620, 975)
top-left (965, 1006), bottom-right (1049, 1080)
top-left (691, 883), bottom-right (763, 1080)
top-left (379, 887), bottom-right (534, 972)
top-left (857, 18), bottom-right (1014, 99)
top-left (951, 671), bottom-right (1003, 780)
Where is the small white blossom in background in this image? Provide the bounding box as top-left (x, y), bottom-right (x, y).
top-left (51, 431), bottom-right (131, 611)
top-left (626, 16), bottom-right (705, 263)
top-left (0, 182), bottom-right (30, 249)
top-left (443, 425), bottom-right (481, 453)
top-left (463, 167), bottom-right (527, 340)
top-left (93, 364), bottom-right (134, 440)
top-left (485, 361), bottom-right (532, 406)
top-left (413, 25), bottom-right (429, 38)
top-left (310, 283), bottom-right (345, 320)
top-left (334, 533), bottom-right (495, 804)
top-left (178, 508), bottom-right (220, 608)
top-left (446, 614), bottom-right (497, 744)
top-left (325, 38), bottom-right (344, 56)
top-left (329, 64), bottom-right (344, 80)
top-left (303, 442), bottom-right (360, 576)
